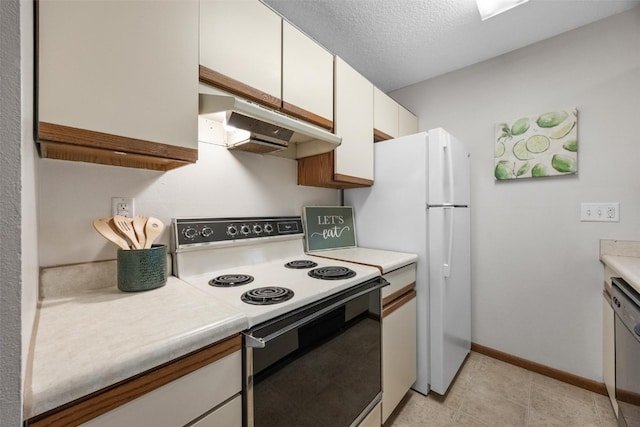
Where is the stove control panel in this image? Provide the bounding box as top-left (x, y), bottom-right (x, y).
top-left (173, 216), bottom-right (304, 247)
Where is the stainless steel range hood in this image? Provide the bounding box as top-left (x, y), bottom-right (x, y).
top-left (198, 88), bottom-right (341, 159)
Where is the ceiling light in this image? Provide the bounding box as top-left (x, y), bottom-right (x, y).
top-left (476, 0), bottom-right (529, 20)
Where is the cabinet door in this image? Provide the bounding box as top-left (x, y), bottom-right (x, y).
top-left (200, 0), bottom-right (281, 109)
top-left (399, 105), bottom-right (419, 136)
top-left (282, 21), bottom-right (334, 130)
top-left (37, 0), bottom-right (198, 170)
top-left (382, 295), bottom-right (417, 422)
top-left (374, 87), bottom-right (399, 141)
top-left (334, 57), bottom-right (374, 182)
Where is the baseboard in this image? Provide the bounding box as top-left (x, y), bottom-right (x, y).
top-left (471, 342), bottom-right (607, 396)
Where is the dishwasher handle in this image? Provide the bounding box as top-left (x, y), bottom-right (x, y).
top-left (244, 278), bottom-right (389, 348)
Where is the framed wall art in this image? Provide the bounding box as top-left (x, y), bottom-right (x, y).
top-left (494, 107), bottom-right (578, 180)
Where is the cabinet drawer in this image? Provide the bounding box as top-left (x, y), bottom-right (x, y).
top-left (26, 336), bottom-right (242, 427)
top-left (190, 394), bottom-right (242, 427)
top-left (82, 351), bottom-right (241, 427)
top-left (382, 264), bottom-right (417, 303)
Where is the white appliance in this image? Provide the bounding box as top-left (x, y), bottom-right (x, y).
top-left (345, 128), bottom-right (471, 395)
top-left (172, 216), bottom-right (386, 426)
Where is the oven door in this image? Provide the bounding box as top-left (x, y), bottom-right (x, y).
top-left (612, 278), bottom-right (640, 427)
top-left (243, 277), bottom-right (387, 427)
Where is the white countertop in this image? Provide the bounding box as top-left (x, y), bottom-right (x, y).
top-left (308, 247), bottom-right (418, 274)
top-left (600, 239), bottom-right (640, 294)
top-left (600, 254), bottom-right (640, 294)
top-left (25, 275), bottom-right (247, 419)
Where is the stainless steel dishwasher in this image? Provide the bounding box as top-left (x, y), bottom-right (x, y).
top-left (612, 277), bottom-right (640, 427)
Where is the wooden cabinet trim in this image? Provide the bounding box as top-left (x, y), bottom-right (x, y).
top-left (281, 101), bottom-right (333, 131)
top-left (297, 151), bottom-right (373, 189)
top-left (39, 141), bottom-right (192, 172)
top-left (382, 282), bottom-right (416, 307)
top-left (25, 335), bottom-right (242, 427)
top-left (383, 290), bottom-right (416, 318)
top-left (199, 65), bottom-right (281, 111)
top-left (38, 122), bottom-right (198, 163)
top-left (333, 173), bottom-right (374, 187)
top-left (374, 128), bottom-right (393, 142)
top-left (603, 288), bottom-right (612, 307)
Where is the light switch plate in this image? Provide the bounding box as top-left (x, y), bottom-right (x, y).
top-left (580, 202), bottom-right (619, 222)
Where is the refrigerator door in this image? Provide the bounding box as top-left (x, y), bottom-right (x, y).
top-left (345, 132), bottom-right (431, 394)
top-left (427, 128), bottom-right (470, 207)
top-left (428, 206), bottom-right (471, 394)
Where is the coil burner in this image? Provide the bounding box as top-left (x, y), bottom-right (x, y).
top-left (284, 260), bottom-right (319, 269)
top-left (308, 266), bottom-right (356, 280)
top-left (209, 274), bottom-right (254, 287)
top-left (241, 287), bottom-right (295, 305)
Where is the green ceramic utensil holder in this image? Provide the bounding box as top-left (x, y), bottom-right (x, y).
top-left (117, 245), bottom-right (167, 292)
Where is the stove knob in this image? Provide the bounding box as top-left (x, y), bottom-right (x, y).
top-left (253, 224), bottom-right (263, 234)
top-left (201, 227), bottom-right (214, 238)
top-left (264, 223), bottom-right (274, 234)
top-left (227, 225), bottom-right (238, 237)
top-left (240, 224), bottom-right (251, 236)
top-left (183, 227), bottom-right (198, 240)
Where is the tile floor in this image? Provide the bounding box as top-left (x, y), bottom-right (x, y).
top-left (384, 351), bottom-right (618, 427)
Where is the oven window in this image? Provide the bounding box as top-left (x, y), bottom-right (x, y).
top-left (250, 290), bottom-right (381, 426)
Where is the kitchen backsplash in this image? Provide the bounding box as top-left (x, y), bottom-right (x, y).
top-left (37, 141), bottom-right (339, 267)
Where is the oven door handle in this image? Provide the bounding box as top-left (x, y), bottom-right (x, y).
top-left (243, 278), bottom-right (389, 348)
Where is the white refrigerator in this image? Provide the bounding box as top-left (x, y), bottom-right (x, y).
top-left (345, 129), bottom-right (471, 395)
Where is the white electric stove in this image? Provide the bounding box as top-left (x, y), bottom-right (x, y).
top-left (172, 216), bottom-right (381, 327)
top-left (172, 216), bottom-right (387, 427)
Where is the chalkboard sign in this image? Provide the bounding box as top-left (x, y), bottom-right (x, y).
top-left (303, 206), bottom-right (357, 252)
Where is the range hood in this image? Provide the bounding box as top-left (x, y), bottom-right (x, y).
top-left (198, 90), bottom-right (341, 159)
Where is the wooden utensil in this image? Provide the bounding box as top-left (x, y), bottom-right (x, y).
top-left (114, 215), bottom-right (142, 249)
top-left (93, 218), bottom-right (130, 250)
top-left (133, 215), bottom-right (148, 249)
top-left (143, 217), bottom-right (164, 249)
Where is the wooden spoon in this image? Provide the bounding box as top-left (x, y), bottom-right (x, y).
top-left (133, 215), bottom-right (148, 249)
top-left (93, 218), bottom-right (130, 250)
top-left (114, 215), bottom-right (142, 249)
top-left (143, 217), bottom-right (164, 249)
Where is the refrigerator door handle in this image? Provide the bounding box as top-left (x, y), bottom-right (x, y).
top-left (443, 206), bottom-right (454, 278)
top-left (444, 137), bottom-right (455, 204)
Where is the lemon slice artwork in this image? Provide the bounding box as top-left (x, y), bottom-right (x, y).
top-left (494, 107), bottom-right (578, 180)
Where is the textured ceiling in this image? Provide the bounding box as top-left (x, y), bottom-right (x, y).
top-left (263, 0), bottom-right (640, 92)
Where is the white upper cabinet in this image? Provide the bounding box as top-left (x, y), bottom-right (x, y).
top-left (374, 87), bottom-right (399, 139)
top-left (399, 104), bottom-right (419, 136)
top-left (282, 21), bottom-right (334, 130)
top-left (334, 57), bottom-right (374, 183)
top-left (374, 86), bottom-right (418, 141)
top-left (200, 0), bottom-right (282, 109)
top-left (37, 0), bottom-right (199, 171)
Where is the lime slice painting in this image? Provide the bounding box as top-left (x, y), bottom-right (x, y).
top-left (494, 107), bottom-right (578, 180)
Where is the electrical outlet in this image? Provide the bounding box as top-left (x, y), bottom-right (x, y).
top-left (112, 197), bottom-right (134, 218)
top-left (580, 202), bottom-right (619, 222)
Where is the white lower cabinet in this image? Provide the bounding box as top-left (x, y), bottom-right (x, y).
top-left (82, 346), bottom-right (241, 427)
top-left (381, 264), bottom-right (417, 423)
top-left (25, 335), bottom-right (242, 427)
top-left (190, 394), bottom-right (242, 427)
top-left (358, 401), bottom-right (382, 427)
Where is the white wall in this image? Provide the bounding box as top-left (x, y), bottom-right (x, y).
top-left (20, 0), bottom-right (39, 410)
top-left (392, 7), bottom-right (640, 381)
top-left (38, 143), bottom-right (339, 267)
top-left (1, 0), bottom-right (23, 423)
top-left (1, 0), bottom-right (39, 424)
